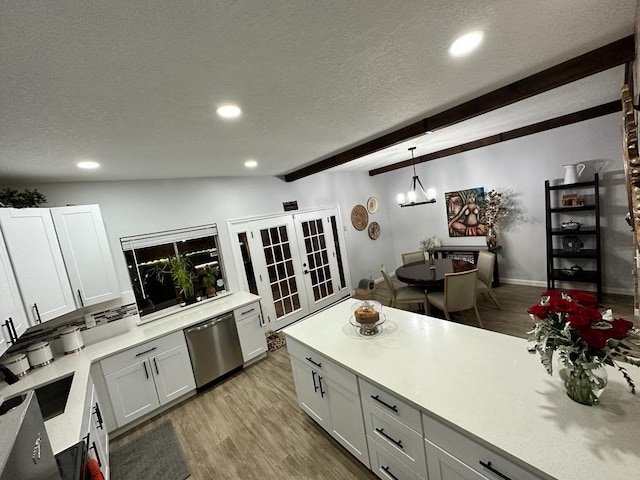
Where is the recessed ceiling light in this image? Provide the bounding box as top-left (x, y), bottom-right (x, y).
top-left (216, 104), bottom-right (242, 119)
top-left (77, 160), bottom-right (100, 169)
top-left (244, 159), bottom-right (258, 168)
top-left (449, 31), bottom-right (484, 57)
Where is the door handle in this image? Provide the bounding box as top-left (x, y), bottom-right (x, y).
top-left (317, 376), bottom-right (325, 398)
top-left (311, 370), bottom-right (319, 393)
top-left (77, 289), bottom-right (84, 307)
top-left (2, 319), bottom-right (15, 344)
top-left (8, 318), bottom-right (18, 343)
top-left (143, 361), bottom-right (149, 379)
top-left (153, 357), bottom-right (159, 375)
top-left (90, 441), bottom-right (102, 467)
top-left (33, 303), bottom-right (42, 323)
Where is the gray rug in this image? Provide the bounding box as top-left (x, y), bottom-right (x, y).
top-left (110, 421), bottom-right (190, 480)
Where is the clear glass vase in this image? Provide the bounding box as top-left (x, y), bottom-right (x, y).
top-left (485, 226), bottom-right (498, 251)
top-left (558, 360), bottom-right (608, 406)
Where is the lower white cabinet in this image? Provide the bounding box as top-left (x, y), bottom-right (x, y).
top-left (83, 376), bottom-right (110, 479)
top-left (102, 331), bottom-right (196, 428)
top-left (288, 338), bottom-right (369, 468)
top-left (234, 302), bottom-right (268, 363)
top-left (422, 414), bottom-right (541, 480)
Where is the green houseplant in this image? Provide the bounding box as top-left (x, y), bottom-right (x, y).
top-left (155, 255), bottom-right (196, 303)
top-left (202, 266), bottom-right (219, 298)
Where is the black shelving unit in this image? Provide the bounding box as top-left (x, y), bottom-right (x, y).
top-left (544, 173), bottom-right (601, 300)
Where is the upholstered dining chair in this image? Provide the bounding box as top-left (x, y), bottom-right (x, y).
top-left (426, 269), bottom-right (483, 328)
top-left (380, 264), bottom-right (428, 311)
top-left (401, 250), bottom-right (425, 265)
top-left (476, 251), bottom-right (501, 309)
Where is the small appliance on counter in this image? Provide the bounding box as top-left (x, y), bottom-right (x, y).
top-left (59, 327), bottom-right (84, 355)
top-left (26, 341), bottom-right (54, 369)
top-left (1, 353), bottom-right (30, 378)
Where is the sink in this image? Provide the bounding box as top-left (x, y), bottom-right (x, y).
top-left (33, 374), bottom-right (74, 421)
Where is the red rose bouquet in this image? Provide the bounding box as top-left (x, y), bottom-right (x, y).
top-left (527, 289), bottom-right (640, 405)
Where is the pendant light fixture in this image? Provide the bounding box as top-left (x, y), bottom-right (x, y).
top-left (397, 147), bottom-right (436, 207)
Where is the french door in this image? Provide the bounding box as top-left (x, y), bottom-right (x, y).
top-left (229, 207), bottom-right (350, 331)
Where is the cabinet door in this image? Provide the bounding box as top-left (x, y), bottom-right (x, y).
top-left (0, 234), bottom-right (29, 354)
top-left (51, 205), bottom-right (120, 307)
top-left (104, 360), bottom-right (160, 427)
top-left (151, 343), bottom-right (196, 406)
top-left (290, 357), bottom-right (330, 429)
top-left (0, 208), bottom-right (75, 324)
top-left (324, 376), bottom-right (369, 468)
top-left (87, 383), bottom-right (109, 479)
top-left (425, 440), bottom-right (489, 480)
top-left (236, 313), bottom-right (267, 363)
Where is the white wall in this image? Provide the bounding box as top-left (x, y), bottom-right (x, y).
top-left (14, 111), bottom-right (633, 297)
top-left (375, 112), bottom-right (633, 294)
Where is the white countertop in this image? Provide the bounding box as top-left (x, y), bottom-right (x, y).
top-left (0, 291), bottom-right (259, 454)
top-left (283, 298), bottom-right (640, 480)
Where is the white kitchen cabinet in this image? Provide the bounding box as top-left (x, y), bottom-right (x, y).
top-left (288, 338), bottom-right (369, 468)
top-left (51, 205), bottom-right (120, 308)
top-left (0, 233), bottom-right (28, 356)
top-left (422, 414), bottom-right (541, 480)
top-left (233, 302), bottom-right (267, 364)
top-left (360, 378), bottom-right (427, 479)
top-left (0, 208), bottom-right (76, 324)
top-left (102, 331), bottom-right (196, 427)
top-left (83, 376), bottom-right (110, 479)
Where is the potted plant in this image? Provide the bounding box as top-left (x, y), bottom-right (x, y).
top-left (202, 266), bottom-right (219, 298)
top-left (155, 255), bottom-right (196, 304)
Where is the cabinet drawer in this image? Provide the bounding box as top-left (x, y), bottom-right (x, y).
top-left (101, 330), bottom-right (186, 375)
top-left (422, 413), bottom-right (543, 480)
top-left (359, 377), bottom-right (422, 433)
top-left (363, 402), bottom-right (427, 478)
top-left (287, 338), bottom-right (358, 393)
top-left (233, 301), bottom-right (261, 321)
top-left (368, 437), bottom-right (426, 480)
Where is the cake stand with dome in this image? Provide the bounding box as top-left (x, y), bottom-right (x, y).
top-left (350, 300), bottom-right (386, 336)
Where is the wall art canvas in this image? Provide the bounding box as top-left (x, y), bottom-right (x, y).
top-left (446, 187), bottom-right (487, 237)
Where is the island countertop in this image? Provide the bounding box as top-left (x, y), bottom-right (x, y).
top-left (282, 298), bottom-right (640, 480)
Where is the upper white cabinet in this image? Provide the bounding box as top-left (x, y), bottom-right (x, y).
top-left (51, 205), bottom-right (120, 308)
top-left (0, 233), bottom-right (28, 356)
top-left (0, 208), bottom-right (76, 324)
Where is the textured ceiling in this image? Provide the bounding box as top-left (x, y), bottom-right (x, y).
top-left (0, 0), bottom-right (635, 183)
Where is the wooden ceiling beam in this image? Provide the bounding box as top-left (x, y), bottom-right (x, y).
top-left (284, 35), bottom-right (634, 182)
top-left (369, 101), bottom-right (620, 176)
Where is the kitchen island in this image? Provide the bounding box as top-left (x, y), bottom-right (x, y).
top-left (283, 298), bottom-right (640, 480)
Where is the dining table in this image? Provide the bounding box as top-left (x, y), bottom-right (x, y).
top-left (394, 258), bottom-right (465, 290)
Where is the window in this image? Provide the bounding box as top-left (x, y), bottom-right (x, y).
top-left (121, 224), bottom-right (227, 317)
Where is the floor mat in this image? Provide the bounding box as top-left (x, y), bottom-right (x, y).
top-left (267, 332), bottom-right (287, 352)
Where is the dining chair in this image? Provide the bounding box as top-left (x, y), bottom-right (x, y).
top-left (401, 250), bottom-right (425, 265)
top-left (476, 251), bottom-right (501, 309)
top-left (426, 269), bottom-right (483, 328)
top-left (380, 264), bottom-right (427, 311)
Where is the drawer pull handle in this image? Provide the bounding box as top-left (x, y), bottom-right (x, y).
top-left (479, 460), bottom-right (512, 480)
top-left (381, 465), bottom-right (399, 480)
top-left (135, 346), bottom-right (157, 357)
top-left (371, 394), bottom-right (398, 413)
top-left (241, 307), bottom-right (256, 315)
top-left (375, 428), bottom-right (403, 449)
top-left (305, 357), bottom-right (322, 368)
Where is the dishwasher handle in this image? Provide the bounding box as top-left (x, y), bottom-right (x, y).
top-left (185, 313), bottom-right (234, 334)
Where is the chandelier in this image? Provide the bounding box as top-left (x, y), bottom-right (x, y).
top-left (396, 147), bottom-right (436, 207)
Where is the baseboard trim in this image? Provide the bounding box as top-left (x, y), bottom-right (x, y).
top-left (499, 278), bottom-right (633, 296)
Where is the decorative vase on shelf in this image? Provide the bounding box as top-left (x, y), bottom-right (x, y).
top-left (485, 226), bottom-right (498, 251)
top-left (558, 359), bottom-right (608, 406)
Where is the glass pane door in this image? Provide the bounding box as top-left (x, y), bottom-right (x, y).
top-left (250, 216), bottom-right (310, 329)
top-left (294, 211), bottom-right (341, 312)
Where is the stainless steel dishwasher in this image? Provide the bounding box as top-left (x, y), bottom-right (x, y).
top-left (184, 312), bottom-right (243, 388)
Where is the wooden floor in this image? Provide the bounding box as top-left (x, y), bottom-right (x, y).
top-left (111, 283), bottom-right (634, 479)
